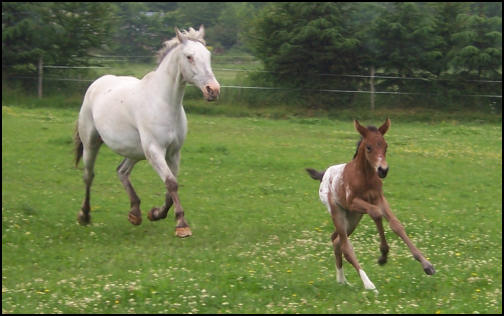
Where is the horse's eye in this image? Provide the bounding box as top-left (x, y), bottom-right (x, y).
top-left (366, 145), bottom-right (372, 152)
top-left (186, 55), bottom-right (193, 62)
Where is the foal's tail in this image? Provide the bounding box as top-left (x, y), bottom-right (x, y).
top-left (74, 121), bottom-right (83, 167)
top-left (306, 168), bottom-right (325, 182)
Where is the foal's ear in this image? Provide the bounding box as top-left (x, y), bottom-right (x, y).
top-left (175, 27), bottom-right (187, 43)
top-left (354, 119), bottom-right (368, 137)
top-left (378, 117), bottom-right (391, 135)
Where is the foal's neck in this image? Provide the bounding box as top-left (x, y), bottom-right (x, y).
top-left (354, 149), bottom-right (379, 182)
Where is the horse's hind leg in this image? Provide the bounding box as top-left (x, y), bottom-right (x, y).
top-left (78, 142), bottom-right (101, 225)
top-left (117, 158), bottom-right (142, 225)
top-left (373, 217), bottom-right (389, 265)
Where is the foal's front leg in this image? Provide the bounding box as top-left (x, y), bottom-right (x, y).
top-left (381, 197), bottom-right (435, 275)
top-left (145, 145), bottom-right (192, 238)
top-left (373, 217), bottom-right (390, 265)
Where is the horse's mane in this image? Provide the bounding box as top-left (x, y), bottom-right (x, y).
top-left (353, 126), bottom-right (378, 159)
top-left (156, 27), bottom-right (206, 64)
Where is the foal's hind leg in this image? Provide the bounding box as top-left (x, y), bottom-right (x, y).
top-left (331, 231), bottom-right (350, 285)
top-left (117, 158), bottom-right (142, 225)
top-left (329, 200), bottom-right (377, 291)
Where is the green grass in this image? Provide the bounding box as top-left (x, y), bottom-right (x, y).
top-left (2, 105), bottom-right (502, 313)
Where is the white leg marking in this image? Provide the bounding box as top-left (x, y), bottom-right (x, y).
top-left (335, 265), bottom-right (352, 286)
top-left (359, 269), bottom-right (377, 291)
top-left (336, 265), bottom-right (346, 284)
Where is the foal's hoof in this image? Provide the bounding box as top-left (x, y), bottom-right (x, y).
top-left (378, 256), bottom-right (388, 265)
top-left (147, 207), bottom-right (167, 221)
top-left (175, 226), bottom-right (192, 238)
top-left (128, 213), bottom-right (142, 225)
top-left (423, 263), bottom-right (435, 275)
top-left (77, 210), bottom-right (90, 225)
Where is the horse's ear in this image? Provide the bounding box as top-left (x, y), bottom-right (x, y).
top-left (379, 117), bottom-right (391, 135)
top-left (175, 27), bottom-right (187, 43)
top-left (354, 119), bottom-right (368, 137)
top-left (198, 24), bottom-right (205, 39)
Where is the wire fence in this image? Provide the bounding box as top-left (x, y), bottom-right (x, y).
top-left (3, 55), bottom-right (502, 105)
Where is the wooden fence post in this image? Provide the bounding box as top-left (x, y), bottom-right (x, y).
top-left (38, 56), bottom-right (43, 99)
top-left (370, 65), bottom-right (375, 111)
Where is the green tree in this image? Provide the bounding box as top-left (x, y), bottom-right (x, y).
top-left (448, 3), bottom-right (502, 79)
top-left (247, 2), bottom-right (362, 89)
top-left (2, 2), bottom-right (114, 69)
top-left (372, 2), bottom-right (442, 77)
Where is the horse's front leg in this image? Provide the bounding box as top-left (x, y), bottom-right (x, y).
top-left (148, 152), bottom-right (179, 222)
top-left (381, 197), bottom-right (435, 275)
top-left (145, 146), bottom-right (192, 238)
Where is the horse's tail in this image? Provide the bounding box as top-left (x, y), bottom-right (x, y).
top-left (306, 168), bottom-right (325, 182)
top-left (74, 121), bottom-right (83, 167)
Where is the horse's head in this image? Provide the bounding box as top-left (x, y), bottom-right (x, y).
top-left (175, 26), bottom-right (220, 101)
top-left (354, 118), bottom-right (391, 178)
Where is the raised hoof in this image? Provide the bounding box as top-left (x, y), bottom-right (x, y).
top-left (378, 256), bottom-right (388, 265)
top-left (77, 210), bottom-right (90, 225)
top-left (128, 213), bottom-right (142, 225)
top-left (147, 207), bottom-right (167, 221)
top-left (423, 263), bottom-right (435, 275)
top-left (175, 226), bottom-right (192, 238)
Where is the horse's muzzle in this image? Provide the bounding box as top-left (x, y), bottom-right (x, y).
top-left (378, 166), bottom-right (389, 178)
top-left (203, 81), bottom-right (220, 101)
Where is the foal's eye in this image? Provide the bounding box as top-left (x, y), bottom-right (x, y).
top-left (186, 55), bottom-right (193, 62)
top-left (366, 145), bottom-right (372, 152)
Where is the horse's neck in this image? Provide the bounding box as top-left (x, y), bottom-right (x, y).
top-left (151, 46), bottom-right (186, 108)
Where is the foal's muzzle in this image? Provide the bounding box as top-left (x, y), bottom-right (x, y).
top-left (378, 166), bottom-right (389, 178)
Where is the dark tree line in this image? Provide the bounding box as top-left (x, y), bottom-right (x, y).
top-left (246, 2), bottom-right (501, 106)
top-left (2, 2), bottom-right (501, 108)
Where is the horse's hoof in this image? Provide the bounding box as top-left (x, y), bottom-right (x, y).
top-left (378, 256), bottom-right (388, 265)
top-left (77, 210), bottom-right (90, 225)
top-left (128, 213), bottom-right (142, 225)
top-left (148, 207), bottom-right (167, 221)
top-left (175, 226), bottom-right (192, 238)
top-left (424, 264), bottom-right (435, 275)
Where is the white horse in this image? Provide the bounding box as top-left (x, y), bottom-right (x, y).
top-left (74, 26), bottom-right (220, 237)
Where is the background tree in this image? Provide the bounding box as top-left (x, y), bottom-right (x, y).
top-left (2, 2), bottom-right (114, 71)
top-left (247, 2), bottom-right (362, 89)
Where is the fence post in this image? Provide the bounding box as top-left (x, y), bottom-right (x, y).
top-left (38, 56), bottom-right (43, 99)
top-left (370, 65), bottom-right (375, 111)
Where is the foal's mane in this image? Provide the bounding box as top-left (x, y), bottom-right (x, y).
top-left (156, 27), bottom-right (206, 64)
top-left (353, 125), bottom-right (379, 159)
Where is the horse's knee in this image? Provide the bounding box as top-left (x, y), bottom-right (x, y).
top-left (165, 177), bottom-right (178, 192)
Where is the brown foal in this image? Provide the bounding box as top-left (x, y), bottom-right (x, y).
top-left (307, 118), bottom-right (435, 292)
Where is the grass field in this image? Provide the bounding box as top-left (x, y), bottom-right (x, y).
top-left (2, 104), bottom-right (501, 313)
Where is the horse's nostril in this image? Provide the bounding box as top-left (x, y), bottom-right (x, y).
top-left (205, 85), bottom-right (213, 94)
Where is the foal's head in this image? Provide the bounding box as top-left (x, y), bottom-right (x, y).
top-left (354, 118), bottom-right (391, 178)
